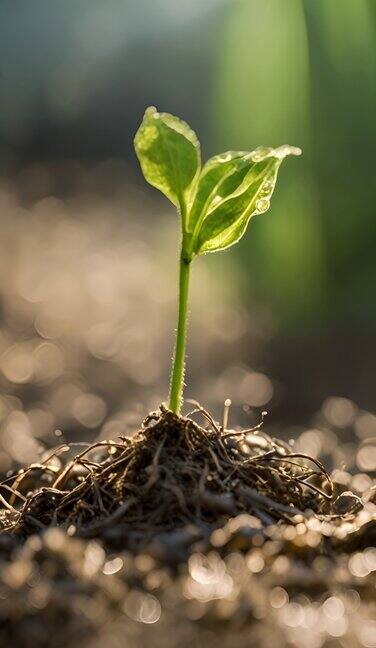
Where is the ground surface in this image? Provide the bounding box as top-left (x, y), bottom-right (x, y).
top-left (0, 407), bottom-right (375, 648)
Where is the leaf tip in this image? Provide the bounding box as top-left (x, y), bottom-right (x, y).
top-left (290, 145), bottom-right (302, 157)
top-left (275, 145), bottom-right (302, 159)
top-left (145, 105), bottom-right (158, 118)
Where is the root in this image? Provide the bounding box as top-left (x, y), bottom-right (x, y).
top-left (0, 405), bottom-right (337, 543)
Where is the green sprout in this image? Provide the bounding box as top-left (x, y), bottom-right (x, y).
top-left (134, 107), bottom-right (301, 415)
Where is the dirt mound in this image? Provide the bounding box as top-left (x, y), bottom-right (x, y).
top-left (0, 406), bottom-right (362, 551)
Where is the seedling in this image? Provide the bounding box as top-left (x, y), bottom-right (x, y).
top-left (134, 107), bottom-right (301, 414)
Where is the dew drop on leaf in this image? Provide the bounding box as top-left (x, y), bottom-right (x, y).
top-left (256, 198), bottom-right (270, 213)
top-left (260, 180), bottom-right (274, 195)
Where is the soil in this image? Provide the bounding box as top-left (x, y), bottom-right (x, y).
top-left (0, 406), bottom-right (375, 648)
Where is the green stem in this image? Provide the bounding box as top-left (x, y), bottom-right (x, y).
top-left (168, 253), bottom-right (191, 414)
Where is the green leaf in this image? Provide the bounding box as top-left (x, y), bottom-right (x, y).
top-left (187, 151), bottom-right (252, 233)
top-left (134, 107), bottom-right (201, 220)
top-left (194, 146), bottom-right (301, 255)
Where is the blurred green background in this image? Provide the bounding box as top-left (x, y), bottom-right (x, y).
top-left (0, 0), bottom-right (375, 455)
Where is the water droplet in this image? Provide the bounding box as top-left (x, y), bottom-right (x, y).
top-left (259, 180), bottom-right (274, 196)
top-left (256, 198), bottom-right (270, 213)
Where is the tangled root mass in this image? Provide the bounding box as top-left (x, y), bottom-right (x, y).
top-left (1, 405), bottom-right (357, 547)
